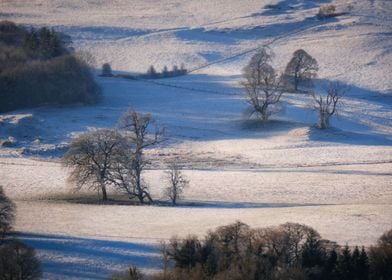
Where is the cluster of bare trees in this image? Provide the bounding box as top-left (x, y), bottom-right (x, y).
top-left (112, 222), bottom-right (392, 280)
top-left (63, 108), bottom-right (188, 205)
top-left (242, 47), bottom-right (347, 129)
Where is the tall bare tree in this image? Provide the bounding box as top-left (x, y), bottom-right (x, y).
top-left (0, 185), bottom-right (15, 238)
top-left (118, 109), bottom-right (164, 204)
top-left (311, 82), bottom-right (349, 129)
top-left (165, 164), bottom-right (189, 206)
top-left (242, 47), bottom-right (283, 122)
top-left (284, 49), bottom-right (318, 91)
top-left (62, 129), bottom-right (126, 202)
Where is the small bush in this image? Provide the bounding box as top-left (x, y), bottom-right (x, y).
top-left (102, 63), bottom-right (113, 77)
top-left (264, 4), bottom-right (281, 10)
top-left (317, 4), bottom-right (337, 19)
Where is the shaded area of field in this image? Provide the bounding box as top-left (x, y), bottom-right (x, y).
top-left (17, 233), bottom-right (161, 280)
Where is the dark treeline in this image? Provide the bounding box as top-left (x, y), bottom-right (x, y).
top-left (112, 222), bottom-right (392, 280)
top-left (0, 20), bottom-right (101, 113)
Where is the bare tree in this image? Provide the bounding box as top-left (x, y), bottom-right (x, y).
top-left (118, 109), bottom-right (164, 204)
top-left (280, 223), bottom-right (321, 267)
top-left (311, 82), bottom-right (349, 129)
top-left (242, 47), bottom-right (283, 122)
top-left (164, 164), bottom-right (189, 206)
top-left (284, 49), bottom-right (318, 91)
top-left (62, 129), bottom-right (126, 202)
top-left (0, 185), bottom-right (15, 238)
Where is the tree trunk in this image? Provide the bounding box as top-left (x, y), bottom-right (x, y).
top-left (135, 168), bottom-right (145, 204)
top-left (294, 73), bottom-right (299, 91)
top-left (261, 105), bottom-right (269, 122)
top-left (101, 183), bottom-right (108, 202)
top-left (134, 150), bottom-right (146, 204)
top-left (172, 195), bottom-right (176, 206)
top-left (137, 192), bottom-right (144, 204)
top-left (144, 191), bottom-right (154, 204)
top-left (319, 111), bottom-right (329, 129)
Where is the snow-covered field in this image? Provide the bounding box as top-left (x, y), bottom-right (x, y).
top-left (0, 0), bottom-right (391, 279)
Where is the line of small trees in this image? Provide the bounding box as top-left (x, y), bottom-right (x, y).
top-left (111, 222), bottom-right (392, 280)
top-left (100, 63), bottom-right (188, 80)
top-left (0, 21), bottom-right (101, 113)
top-left (142, 64), bottom-right (187, 79)
top-left (0, 185), bottom-right (42, 279)
top-left (242, 47), bottom-right (348, 129)
top-left (63, 108), bottom-right (188, 205)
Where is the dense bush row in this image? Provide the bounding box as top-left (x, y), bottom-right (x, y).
top-left (0, 21), bottom-right (101, 113)
top-left (113, 222), bottom-right (392, 280)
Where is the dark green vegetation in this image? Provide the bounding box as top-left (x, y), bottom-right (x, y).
top-left (113, 222), bottom-right (392, 280)
top-left (0, 20), bottom-right (101, 113)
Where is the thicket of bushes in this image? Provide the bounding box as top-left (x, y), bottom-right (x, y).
top-left (0, 185), bottom-right (42, 279)
top-left (113, 222), bottom-right (392, 280)
top-left (0, 20), bottom-right (101, 113)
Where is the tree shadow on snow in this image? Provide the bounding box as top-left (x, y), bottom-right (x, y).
top-left (158, 200), bottom-right (330, 209)
top-left (100, 73), bottom-right (392, 147)
top-left (14, 232), bottom-right (161, 280)
top-left (2, 71), bottom-right (390, 158)
top-left (258, 0), bottom-right (332, 17)
top-left (177, 15), bottom-right (339, 43)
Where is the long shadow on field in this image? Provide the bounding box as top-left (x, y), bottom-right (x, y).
top-left (104, 73), bottom-right (392, 146)
top-left (259, 0), bottom-right (332, 16)
top-left (304, 79), bottom-right (392, 146)
top-left (2, 72), bottom-right (390, 159)
top-left (175, 14), bottom-right (337, 43)
top-left (161, 200), bottom-right (329, 209)
top-left (307, 126), bottom-right (392, 146)
top-left (15, 233), bottom-right (160, 280)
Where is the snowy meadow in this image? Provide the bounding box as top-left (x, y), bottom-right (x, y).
top-left (0, 0), bottom-right (391, 279)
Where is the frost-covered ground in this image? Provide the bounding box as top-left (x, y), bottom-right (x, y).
top-left (0, 0), bottom-right (392, 279)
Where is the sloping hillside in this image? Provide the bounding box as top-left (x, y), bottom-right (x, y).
top-left (0, 0), bottom-right (391, 279)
